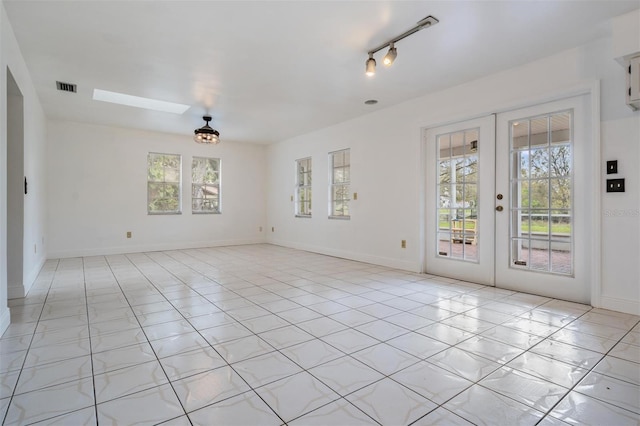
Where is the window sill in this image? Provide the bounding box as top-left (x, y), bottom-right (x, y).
top-left (295, 215), bottom-right (312, 219)
top-left (328, 215), bottom-right (350, 220)
top-left (148, 212), bottom-right (182, 215)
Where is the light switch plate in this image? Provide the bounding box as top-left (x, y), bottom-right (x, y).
top-left (606, 160), bottom-right (618, 174)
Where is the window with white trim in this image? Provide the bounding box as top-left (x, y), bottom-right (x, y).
top-left (147, 152), bottom-right (182, 214)
top-left (192, 157), bottom-right (221, 214)
top-left (296, 157), bottom-right (312, 217)
top-left (329, 149), bottom-right (350, 218)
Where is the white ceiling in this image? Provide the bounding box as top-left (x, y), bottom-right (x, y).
top-left (4, 0), bottom-right (639, 145)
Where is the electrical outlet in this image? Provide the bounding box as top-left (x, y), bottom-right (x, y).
top-left (401, 240), bottom-right (406, 248)
top-left (126, 231), bottom-right (132, 238)
top-left (606, 179), bottom-right (625, 193)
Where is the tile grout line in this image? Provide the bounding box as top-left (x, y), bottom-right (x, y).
top-left (102, 254), bottom-right (195, 426)
top-left (82, 257), bottom-right (100, 425)
top-left (2, 259), bottom-right (59, 426)
top-left (5, 246), bottom-right (638, 425)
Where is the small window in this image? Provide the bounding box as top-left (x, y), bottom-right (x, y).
top-left (192, 157), bottom-right (221, 214)
top-left (147, 153), bottom-right (181, 214)
top-left (296, 157), bottom-right (312, 217)
top-left (329, 149), bottom-right (350, 219)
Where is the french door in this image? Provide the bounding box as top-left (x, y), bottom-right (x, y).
top-left (425, 95), bottom-right (592, 303)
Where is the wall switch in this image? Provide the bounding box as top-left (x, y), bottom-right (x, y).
top-left (126, 231), bottom-right (132, 238)
top-left (34, 244), bottom-right (37, 254)
top-left (290, 195), bottom-right (294, 202)
top-left (606, 179), bottom-right (625, 193)
top-left (401, 240), bottom-right (406, 248)
top-left (259, 226), bottom-right (263, 232)
top-left (271, 227), bottom-right (275, 232)
top-left (606, 160), bottom-right (618, 174)
top-left (353, 192), bottom-right (358, 200)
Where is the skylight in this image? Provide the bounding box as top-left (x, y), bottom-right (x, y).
top-left (92, 89), bottom-right (190, 114)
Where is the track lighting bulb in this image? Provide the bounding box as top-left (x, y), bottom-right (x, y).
top-left (365, 54), bottom-right (376, 76)
top-left (383, 43), bottom-right (397, 66)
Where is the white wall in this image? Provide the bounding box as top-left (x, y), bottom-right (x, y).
top-left (1, 2), bottom-right (48, 335)
top-left (267, 36), bottom-right (640, 315)
top-left (47, 121), bottom-right (267, 258)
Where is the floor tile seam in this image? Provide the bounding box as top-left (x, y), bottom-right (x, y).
top-left (422, 350), bottom-right (503, 380)
top-left (279, 370), bottom-right (383, 425)
top-left (386, 371), bottom-right (474, 413)
top-left (472, 382), bottom-right (551, 416)
top-left (122, 251), bottom-right (303, 425)
top-left (505, 319), bottom-right (637, 418)
top-left (131, 252), bottom-right (315, 335)
top-left (103, 256), bottom-right (191, 421)
top-left (406, 406), bottom-right (470, 426)
top-left (2, 259), bottom-right (60, 426)
top-left (284, 395), bottom-right (381, 425)
top-left (569, 382), bottom-right (640, 415)
top-left (20, 402), bottom-right (95, 426)
top-left (10, 363), bottom-right (94, 397)
top-left (549, 323), bottom-right (640, 414)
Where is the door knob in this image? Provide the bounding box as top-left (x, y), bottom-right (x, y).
top-left (496, 205), bottom-right (504, 212)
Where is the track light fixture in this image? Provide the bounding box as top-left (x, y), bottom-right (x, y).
top-left (194, 115), bottom-right (220, 145)
top-left (365, 15), bottom-right (438, 76)
top-left (365, 53), bottom-right (376, 76)
top-left (383, 43), bottom-right (397, 67)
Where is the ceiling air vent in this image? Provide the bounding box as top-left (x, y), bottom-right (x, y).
top-left (56, 81), bottom-right (77, 93)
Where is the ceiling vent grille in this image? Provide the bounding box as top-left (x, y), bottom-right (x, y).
top-left (56, 81), bottom-right (77, 93)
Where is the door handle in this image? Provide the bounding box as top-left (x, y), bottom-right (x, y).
top-left (496, 205), bottom-right (504, 212)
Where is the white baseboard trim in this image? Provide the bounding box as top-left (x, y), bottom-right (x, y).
top-left (23, 256), bottom-right (46, 296)
top-left (8, 256), bottom-right (46, 299)
top-left (7, 283), bottom-right (25, 299)
top-left (47, 238), bottom-right (268, 259)
top-left (269, 239), bottom-right (420, 272)
top-left (598, 295), bottom-right (640, 316)
top-left (0, 308), bottom-right (10, 337)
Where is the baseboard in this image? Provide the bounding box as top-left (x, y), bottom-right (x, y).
top-left (269, 239), bottom-right (421, 272)
top-left (7, 283), bottom-right (25, 299)
top-left (598, 295), bottom-right (640, 316)
top-left (0, 307), bottom-right (10, 337)
top-left (48, 238), bottom-right (267, 259)
top-left (23, 256), bottom-right (46, 296)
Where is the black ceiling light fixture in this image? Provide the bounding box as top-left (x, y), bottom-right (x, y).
top-left (194, 115), bottom-right (220, 145)
top-left (365, 15), bottom-right (439, 76)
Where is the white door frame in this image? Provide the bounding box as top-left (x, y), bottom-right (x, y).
top-left (419, 81), bottom-right (601, 307)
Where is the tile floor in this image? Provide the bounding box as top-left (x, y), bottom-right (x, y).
top-left (1, 244), bottom-right (639, 425)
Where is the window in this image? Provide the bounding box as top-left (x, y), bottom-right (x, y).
top-left (509, 110), bottom-right (573, 275)
top-left (329, 149), bottom-right (350, 218)
top-left (295, 157), bottom-right (312, 217)
top-left (436, 130), bottom-right (479, 262)
top-left (192, 157), bottom-right (221, 214)
top-left (147, 153), bottom-right (181, 214)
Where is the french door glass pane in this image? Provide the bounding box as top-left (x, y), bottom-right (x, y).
top-left (436, 129), bottom-right (479, 262)
top-left (509, 111), bottom-right (573, 275)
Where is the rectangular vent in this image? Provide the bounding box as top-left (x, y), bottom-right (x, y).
top-left (56, 81), bottom-right (77, 93)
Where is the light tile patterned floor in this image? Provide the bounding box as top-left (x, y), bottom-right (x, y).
top-left (1, 244), bottom-right (639, 425)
